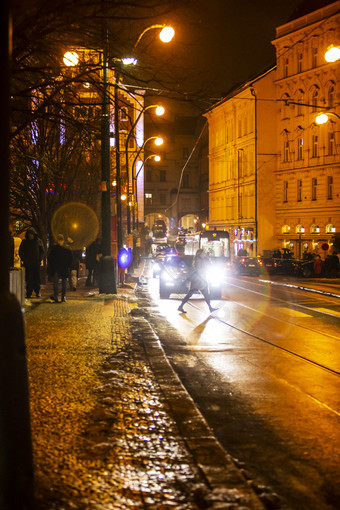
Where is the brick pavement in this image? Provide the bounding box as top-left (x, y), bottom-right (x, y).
top-left (24, 266), bottom-right (266, 510)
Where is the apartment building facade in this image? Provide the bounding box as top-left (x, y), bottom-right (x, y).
top-left (272, 1), bottom-right (340, 258)
top-left (204, 68), bottom-right (278, 257)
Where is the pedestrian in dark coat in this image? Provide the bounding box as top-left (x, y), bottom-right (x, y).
top-left (19, 226), bottom-right (44, 298)
top-left (85, 238), bottom-right (101, 286)
top-left (178, 249), bottom-right (217, 314)
top-left (48, 234), bottom-right (73, 302)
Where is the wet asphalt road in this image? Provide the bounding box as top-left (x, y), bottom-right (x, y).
top-left (146, 269), bottom-right (340, 510)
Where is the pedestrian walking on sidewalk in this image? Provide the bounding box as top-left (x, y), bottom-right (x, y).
top-left (178, 249), bottom-right (217, 314)
top-left (47, 234), bottom-right (73, 303)
top-left (85, 238), bottom-right (101, 286)
top-left (19, 226), bottom-right (44, 298)
top-left (65, 236), bottom-right (82, 291)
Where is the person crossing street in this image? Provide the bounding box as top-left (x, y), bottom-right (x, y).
top-left (178, 249), bottom-right (218, 314)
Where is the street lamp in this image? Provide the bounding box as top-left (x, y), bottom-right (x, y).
top-left (315, 111), bottom-right (340, 124)
top-left (63, 23), bottom-right (174, 291)
top-left (134, 154), bottom-right (161, 229)
top-left (325, 45), bottom-right (340, 63)
top-left (132, 24), bottom-right (175, 50)
top-left (125, 104), bottom-right (165, 234)
top-left (131, 136), bottom-right (163, 228)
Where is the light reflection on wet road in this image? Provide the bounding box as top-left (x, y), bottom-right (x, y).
top-left (147, 270), bottom-right (340, 510)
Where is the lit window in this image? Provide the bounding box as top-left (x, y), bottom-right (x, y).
top-left (145, 192), bottom-right (152, 204)
top-left (296, 224), bottom-right (305, 233)
top-left (326, 224), bottom-right (336, 233)
top-left (297, 138), bottom-right (303, 160)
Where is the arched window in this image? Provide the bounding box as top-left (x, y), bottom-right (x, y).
top-left (327, 84), bottom-right (335, 108)
top-left (326, 224), bottom-right (336, 233)
top-left (312, 88), bottom-right (319, 112)
top-left (295, 89), bottom-right (304, 116)
top-left (310, 224), bottom-right (320, 233)
top-left (282, 224), bottom-right (290, 234)
top-left (281, 94), bottom-right (290, 119)
top-left (296, 224), bottom-right (305, 233)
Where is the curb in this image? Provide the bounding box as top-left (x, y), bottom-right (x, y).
top-left (130, 314), bottom-right (266, 509)
top-left (258, 278), bottom-right (340, 299)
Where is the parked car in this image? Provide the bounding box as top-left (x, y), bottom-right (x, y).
top-left (229, 257), bottom-right (262, 276)
top-left (257, 257), bottom-right (297, 276)
top-left (159, 255), bottom-right (222, 299)
top-left (294, 259), bottom-right (325, 277)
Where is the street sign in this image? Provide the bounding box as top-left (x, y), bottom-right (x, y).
top-left (321, 243), bottom-right (329, 251)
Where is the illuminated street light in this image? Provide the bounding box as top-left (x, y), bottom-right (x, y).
top-left (63, 51), bottom-right (79, 66)
top-left (154, 137), bottom-right (163, 146)
top-left (155, 106), bottom-right (165, 116)
top-left (133, 24), bottom-right (175, 50)
top-left (134, 154), bottom-right (161, 229)
top-left (125, 106), bottom-right (165, 233)
top-left (325, 45), bottom-right (340, 63)
top-left (159, 26), bottom-right (175, 43)
top-left (315, 111), bottom-right (340, 124)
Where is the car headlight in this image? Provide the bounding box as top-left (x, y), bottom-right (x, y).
top-left (161, 271), bottom-right (175, 282)
top-left (206, 267), bottom-right (220, 283)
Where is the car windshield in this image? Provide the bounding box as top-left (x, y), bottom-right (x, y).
top-left (164, 255), bottom-right (193, 269)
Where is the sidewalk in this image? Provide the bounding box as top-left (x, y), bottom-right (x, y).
top-left (24, 265), bottom-right (266, 510)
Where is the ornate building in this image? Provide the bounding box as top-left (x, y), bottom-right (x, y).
top-left (272, 0), bottom-right (340, 258)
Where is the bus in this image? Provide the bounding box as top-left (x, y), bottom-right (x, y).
top-left (183, 230), bottom-right (230, 259)
top-left (152, 220), bottom-right (167, 240)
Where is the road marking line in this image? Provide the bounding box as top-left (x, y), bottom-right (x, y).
top-left (315, 308), bottom-right (340, 317)
top-left (275, 307), bottom-right (312, 318)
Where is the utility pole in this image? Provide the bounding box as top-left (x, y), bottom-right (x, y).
top-left (98, 9), bottom-right (116, 294)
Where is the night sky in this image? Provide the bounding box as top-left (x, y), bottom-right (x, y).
top-left (161, 0), bottom-right (336, 101)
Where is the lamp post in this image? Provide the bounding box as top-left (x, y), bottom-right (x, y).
top-left (130, 136), bottom-right (163, 227)
top-left (133, 154), bottom-right (161, 229)
top-left (125, 105), bottom-right (164, 234)
top-left (63, 24), bottom-right (173, 290)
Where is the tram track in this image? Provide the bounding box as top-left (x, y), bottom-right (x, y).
top-left (182, 296), bottom-right (340, 379)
